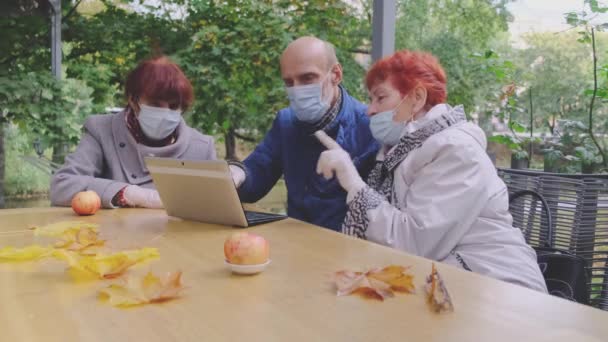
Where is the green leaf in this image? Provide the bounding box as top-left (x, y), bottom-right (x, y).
top-left (577, 31), bottom-right (592, 43)
top-left (565, 12), bottom-right (582, 26)
top-left (484, 50), bottom-right (497, 59)
top-left (40, 89), bottom-right (53, 100)
top-left (489, 135), bottom-right (519, 150)
top-left (510, 121), bottom-right (527, 133)
top-left (587, 0), bottom-right (608, 13)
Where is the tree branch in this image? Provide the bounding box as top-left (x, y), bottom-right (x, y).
top-left (349, 48), bottom-right (370, 54)
top-left (588, 28), bottom-right (607, 168)
top-left (233, 131), bottom-right (257, 143)
top-left (63, 0), bottom-right (84, 21)
top-left (548, 113), bottom-right (556, 136)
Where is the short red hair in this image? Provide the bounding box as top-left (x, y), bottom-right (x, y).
top-left (365, 50), bottom-right (447, 110)
top-left (125, 56), bottom-right (194, 111)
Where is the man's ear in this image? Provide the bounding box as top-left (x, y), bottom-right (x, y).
top-left (331, 63), bottom-right (343, 86)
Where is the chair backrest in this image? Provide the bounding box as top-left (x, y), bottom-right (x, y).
top-left (499, 168), bottom-right (608, 310)
top-left (509, 189), bottom-right (590, 304)
top-left (577, 179), bottom-right (608, 309)
top-left (508, 189), bottom-right (553, 249)
top-left (499, 171), bottom-right (585, 250)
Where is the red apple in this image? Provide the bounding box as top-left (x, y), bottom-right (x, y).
top-left (71, 190), bottom-right (101, 216)
top-left (224, 232), bottom-right (270, 265)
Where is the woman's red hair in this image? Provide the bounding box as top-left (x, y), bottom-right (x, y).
top-left (365, 50), bottom-right (447, 110)
top-left (125, 56), bottom-right (194, 111)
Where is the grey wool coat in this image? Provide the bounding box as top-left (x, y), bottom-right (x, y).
top-left (50, 111), bottom-right (216, 208)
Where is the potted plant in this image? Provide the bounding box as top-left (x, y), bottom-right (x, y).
top-left (541, 145), bottom-right (562, 173)
top-left (540, 120), bottom-right (603, 173)
top-left (489, 120), bottom-right (538, 169)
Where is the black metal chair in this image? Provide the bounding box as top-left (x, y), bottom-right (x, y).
top-left (500, 168), bottom-right (608, 310)
top-left (509, 189), bottom-right (590, 304)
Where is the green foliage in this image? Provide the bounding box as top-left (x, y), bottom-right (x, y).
top-left (475, 48), bottom-right (535, 158)
top-left (474, 13), bottom-right (608, 172)
top-left (66, 57), bottom-right (119, 113)
top-left (474, 50), bottom-right (516, 83)
top-left (515, 32), bottom-right (592, 128)
top-left (541, 119), bottom-right (602, 173)
top-left (554, 0), bottom-right (608, 170)
top-left (488, 134), bottom-right (522, 151)
top-left (0, 72), bottom-right (94, 150)
top-left (63, 2), bottom-right (190, 110)
top-left (3, 125), bottom-right (50, 196)
top-left (177, 0), bottom-right (291, 136)
top-left (395, 0), bottom-right (513, 111)
top-left (0, 1), bottom-right (50, 76)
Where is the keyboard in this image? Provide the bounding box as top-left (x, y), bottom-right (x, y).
top-left (244, 211), bottom-right (287, 226)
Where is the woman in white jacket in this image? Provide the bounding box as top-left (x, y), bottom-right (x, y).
top-left (316, 50), bottom-right (547, 292)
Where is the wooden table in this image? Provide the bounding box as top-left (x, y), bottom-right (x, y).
top-left (0, 208), bottom-right (606, 342)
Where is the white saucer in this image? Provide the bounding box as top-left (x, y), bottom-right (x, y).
top-left (225, 259), bottom-right (271, 275)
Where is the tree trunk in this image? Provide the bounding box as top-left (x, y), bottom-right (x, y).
top-left (51, 142), bottom-right (67, 165)
top-left (224, 128), bottom-right (237, 160)
top-left (0, 122), bottom-right (5, 209)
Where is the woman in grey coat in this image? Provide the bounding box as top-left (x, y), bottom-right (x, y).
top-left (50, 56), bottom-right (216, 209)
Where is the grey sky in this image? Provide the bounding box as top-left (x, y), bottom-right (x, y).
top-left (507, 0), bottom-right (608, 40)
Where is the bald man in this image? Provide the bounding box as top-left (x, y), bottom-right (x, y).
top-left (229, 36), bottom-right (379, 231)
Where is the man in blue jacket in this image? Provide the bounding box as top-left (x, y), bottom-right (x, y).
top-left (229, 36), bottom-right (379, 231)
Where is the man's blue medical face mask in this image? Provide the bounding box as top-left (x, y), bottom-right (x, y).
top-left (286, 70), bottom-right (333, 123)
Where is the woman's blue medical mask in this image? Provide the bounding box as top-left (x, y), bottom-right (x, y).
top-left (138, 104), bottom-right (182, 141)
top-left (369, 96), bottom-right (410, 146)
top-left (286, 72), bottom-right (332, 123)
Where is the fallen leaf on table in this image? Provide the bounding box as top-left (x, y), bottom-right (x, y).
top-left (54, 227), bottom-right (105, 253)
top-left (333, 265), bottom-right (415, 301)
top-left (32, 221), bottom-right (99, 237)
top-left (99, 271), bottom-right (185, 307)
top-left (0, 245), bottom-right (52, 262)
top-left (425, 263), bottom-right (454, 313)
top-left (53, 247), bottom-right (159, 280)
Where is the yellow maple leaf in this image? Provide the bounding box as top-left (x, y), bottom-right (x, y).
top-left (32, 221), bottom-right (98, 237)
top-left (99, 271), bottom-right (185, 307)
top-left (53, 247), bottom-right (159, 280)
top-left (367, 265), bottom-right (416, 293)
top-left (0, 245), bottom-right (52, 262)
top-left (333, 265), bottom-right (415, 301)
top-left (54, 227), bottom-right (105, 252)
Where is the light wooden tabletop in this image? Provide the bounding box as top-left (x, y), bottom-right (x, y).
top-left (0, 208), bottom-right (606, 342)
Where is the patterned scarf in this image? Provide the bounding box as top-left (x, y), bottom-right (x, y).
top-left (298, 85), bottom-right (344, 134)
top-left (366, 105), bottom-right (467, 202)
top-left (313, 85), bottom-right (343, 132)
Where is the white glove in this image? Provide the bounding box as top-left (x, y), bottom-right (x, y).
top-left (229, 164), bottom-right (246, 188)
top-left (123, 185), bottom-right (164, 209)
top-left (315, 131), bottom-right (366, 194)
